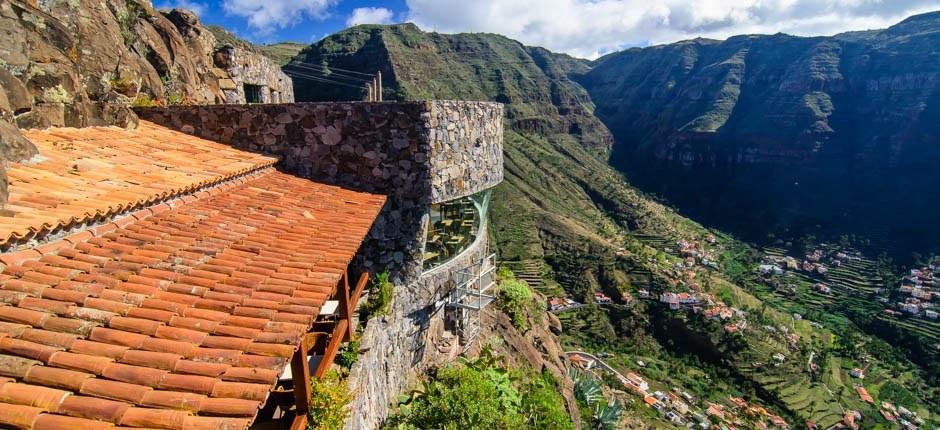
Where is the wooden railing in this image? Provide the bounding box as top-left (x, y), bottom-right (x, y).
top-left (288, 269), bottom-right (370, 430)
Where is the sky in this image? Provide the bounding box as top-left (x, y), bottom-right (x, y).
top-left (155, 0), bottom-right (940, 59)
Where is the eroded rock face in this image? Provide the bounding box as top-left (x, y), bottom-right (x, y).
top-left (0, 0), bottom-right (292, 130)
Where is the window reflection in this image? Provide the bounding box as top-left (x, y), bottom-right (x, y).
top-left (423, 190), bottom-right (490, 271)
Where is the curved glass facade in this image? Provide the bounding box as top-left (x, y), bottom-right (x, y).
top-left (422, 190), bottom-right (491, 271)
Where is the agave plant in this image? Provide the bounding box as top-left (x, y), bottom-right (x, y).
top-left (573, 372), bottom-right (603, 405)
top-left (593, 399), bottom-right (623, 430)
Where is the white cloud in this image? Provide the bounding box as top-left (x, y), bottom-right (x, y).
top-left (155, 0), bottom-right (207, 16)
top-left (405, 0), bottom-right (940, 58)
top-left (347, 7), bottom-right (395, 26)
top-left (222, 0), bottom-right (337, 33)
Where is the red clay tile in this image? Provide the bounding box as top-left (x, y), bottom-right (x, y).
top-left (119, 350), bottom-right (181, 371)
top-left (197, 398), bottom-right (259, 417)
top-left (90, 328), bottom-right (148, 349)
top-left (209, 382), bottom-right (269, 401)
top-left (157, 374), bottom-right (218, 395)
top-left (234, 355), bottom-right (285, 370)
top-left (140, 390), bottom-right (204, 412)
top-left (0, 403), bottom-right (44, 428)
top-left (118, 407), bottom-right (188, 430)
top-left (25, 365), bottom-right (94, 390)
top-left (172, 360), bottom-right (229, 377)
top-left (0, 337), bottom-right (62, 362)
top-left (0, 382), bottom-right (70, 410)
top-left (42, 316), bottom-right (98, 336)
top-left (0, 249), bottom-right (43, 268)
top-left (0, 354), bottom-right (41, 377)
top-left (48, 351), bottom-right (114, 375)
top-left (101, 363), bottom-right (169, 387)
top-left (140, 338), bottom-right (195, 357)
top-left (181, 416), bottom-right (251, 430)
top-left (220, 367), bottom-right (278, 384)
top-left (55, 395), bottom-right (131, 422)
top-left (69, 340), bottom-right (130, 360)
top-left (155, 326), bottom-right (207, 345)
top-left (35, 240), bottom-right (74, 256)
top-left (20, 329), bottom-right (78, 349)
top-left (79, 378), bottom-right (152, 404)
top-left (109, 317), bottom-right (164, 336)
top-left (34, 411), bottom-right (117, 430)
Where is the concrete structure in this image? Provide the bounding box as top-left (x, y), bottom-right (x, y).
top-left (136, 100), bottom-right (504, 429)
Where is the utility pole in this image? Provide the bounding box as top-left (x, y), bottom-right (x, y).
top-left (377, 70), bottom-right (383, 101)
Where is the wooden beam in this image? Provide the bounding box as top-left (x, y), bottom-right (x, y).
top-left (289, 413), bottom-right (307, 430)
top-left (337, 269), bottom-right (353, 341)
top-left (313, 319), bottom-right (348, 379)
top-left (351, 272), bottom-right (369, 310)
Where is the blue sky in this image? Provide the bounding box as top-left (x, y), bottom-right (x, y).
top-left (155, 0), bottom-right (940, 59)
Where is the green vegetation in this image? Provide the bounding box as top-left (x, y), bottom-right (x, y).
top-left (308, 370), bottom-right (352, 430)
top-left (496, 270), bottom-right (539, 331)
top-left (294, 23), bottom-right (940, 428)
top-left (572, 369), bottom-right (622, 430)
top-left (130, 94), bottom-right (156, 107)
top-left (336, 333), bottom-right (361, 370)
top-left (385, 348), bottom-right (572, 430)
top-left (361, 271), bottom-right (392, 319)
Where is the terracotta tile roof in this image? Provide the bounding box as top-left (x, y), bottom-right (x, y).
top-left (0, 125), bottom-right (386, 430)
top-left (2, 122), bottom-right (278, 247)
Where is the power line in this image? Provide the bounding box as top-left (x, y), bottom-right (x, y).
top-left (287, 60), bottom-right (376, 77)
top-left (282, 70), bottom-right (368, 89)
top-left (283, 63), bottom-right (374, 83)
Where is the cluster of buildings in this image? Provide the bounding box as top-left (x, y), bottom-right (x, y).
top-left (892, 266), bottom-right (939, 320)
top-left (548, 297), bottom-right (581, 312)
top-left (547, 291), bottom-right (618, 311)
top-left (703, 397), bottom-right (791, 430)
top-left (879, 401), bottom-right (927, 429)
top-left (761, 248), bottom-right (847, 278)
top-left (676, 240), bottom-right (720, 270)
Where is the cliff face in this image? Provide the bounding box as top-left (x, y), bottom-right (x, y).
top-left (581, 12), bottom-right (940, 256)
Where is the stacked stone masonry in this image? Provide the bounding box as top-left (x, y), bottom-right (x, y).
top-left (136, 101), bottom-right (504, 428)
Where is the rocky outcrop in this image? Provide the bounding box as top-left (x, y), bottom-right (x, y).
top-left (0, 0), bottom-right (292, 130)
top-left (581, 12), bottom-right (940, 256)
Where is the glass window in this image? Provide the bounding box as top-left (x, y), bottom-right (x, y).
top-left (423, 190), bottom-right (491, 271)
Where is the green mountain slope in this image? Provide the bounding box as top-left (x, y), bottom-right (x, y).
top-left (289, 23), bottom-right (940, 428)
top-left (579, 11), bottom-right (940, 259)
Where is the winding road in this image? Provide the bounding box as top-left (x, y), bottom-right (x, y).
top-left (565, 350), bottom-right (629, 383)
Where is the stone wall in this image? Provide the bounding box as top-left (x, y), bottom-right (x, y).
top-left (346, 231), bottom-right (491, 429)
top-left (213, 46), bottom-right (294, 104)
top-left (136, 101), bottom-right (503, 429)
top-left (136, 101), bottom-right (502, 278)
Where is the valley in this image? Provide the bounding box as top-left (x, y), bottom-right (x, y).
top-left (285, 18), bottom-right (940, 429)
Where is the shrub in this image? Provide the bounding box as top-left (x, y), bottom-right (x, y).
top-left (41, 85), bottom-right (72, 104)
top-left (308, 370), bottom-right (351, 430)
top-left (110, 74), bottom-right (137, 95)
top-left (336, 335), bottom-right (360, 369)
top-left (385, 347), bottom-right (572, 430)
top-left (497, 277), bottom-right (533, 331)
top-left (130, 94), bottom-right (157, 107)
top-left (361, 271), bottom-right (392, 319)
top-left (521, 371), bottom-right (575, 430)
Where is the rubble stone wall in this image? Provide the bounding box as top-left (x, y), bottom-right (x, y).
top-left (214, 46), bottom-right (294, 104)
top-left (137, 101), bottom-right (502, 428)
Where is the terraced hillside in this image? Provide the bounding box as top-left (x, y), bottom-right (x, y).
top-left (287, 23), bottom-right (940, 428)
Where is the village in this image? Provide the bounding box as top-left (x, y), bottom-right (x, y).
top-left (889, 264), bottom-right (939, 321)
top-left (568, 351), bottom-right (792, 430)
